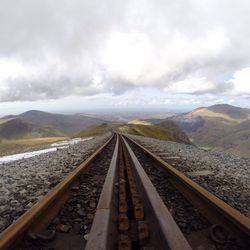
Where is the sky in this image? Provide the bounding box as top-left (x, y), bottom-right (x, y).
top-left (0, 0), bottom-right (250, 116)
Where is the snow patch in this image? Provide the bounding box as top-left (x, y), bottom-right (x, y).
top-left (0, 137), bottom-right (93, 164)
top-left (0, 148), bottom-right (57, 164)
top-left (51, 137), bottom-right (93, 147)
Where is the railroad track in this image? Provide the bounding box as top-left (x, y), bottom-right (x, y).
top-left (124, 135), bottom-right (250, 249)
top-left (0, 134), bottom-right (249, 249)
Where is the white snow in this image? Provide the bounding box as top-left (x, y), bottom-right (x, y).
top-left (50, 137), bottom-right (93, 147)
top-left (0, 137), bottom-right (93, 164)
top-left (0, 148), bottom-right (57, 164)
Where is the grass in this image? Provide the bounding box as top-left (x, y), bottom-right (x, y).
top-left (119, 124), bottom-right (175, 141)
top-left (0, 137), bottom-right (67, 156)
top-left (193, 109), bottom-right (248, 123)
top-left (128, 119), bottom-right (152, 125)
top-left (75, 122), bottom-right (182, 143)
top-left (76, 122), bottom-right (177, 142)
top-left (0, 118), bottom-right (13, 125)
top-left (75, 123), bottom-right (115, 138)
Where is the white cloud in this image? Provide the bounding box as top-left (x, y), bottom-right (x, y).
top-left (100, 28), bottom-right (229, 89)
top-left (101, 32), bottom-right (154, 84)
top-left (228, 67), bottom-right (250, 95)
top-left (163, 76), bottom-right (216, 94)
top-left (0, 0), bottom-right (250, 104)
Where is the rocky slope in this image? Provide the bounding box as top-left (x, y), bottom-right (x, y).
top-left (158, 120), bottom-right (191, 144)
top-left (168, 104), bottom-right (250, 157)
top-left (127, 134), bottom-right (250, 218)
top-left (0, 133), bottom-right (112, 233)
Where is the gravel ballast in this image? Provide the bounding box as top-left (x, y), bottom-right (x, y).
top-left (0, 133), bottom-right (112, 233)
top-left (127, 134), bottom-right (250, 218)
top-left (25, 137), bottom-right (116, 249)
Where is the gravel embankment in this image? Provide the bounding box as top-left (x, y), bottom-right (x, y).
top-left (127, 141), bottom-right (211, 234)
top-left (25, 137), bottom-right (116, 249)
top-left (0, 133), bottom-right (112, 233)
top-left (127, 134), bottom-right (250, 218)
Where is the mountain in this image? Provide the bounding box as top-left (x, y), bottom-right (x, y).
top-left (118, 120), bottom-right (191, 144)
top-left (158, 120), bottom-right (191, 144)
top-left (18, 110), bottom-right (107, 134)
top-left (0, 118), bottom-right (65, 139)
top-left (0, 119), bottom-right (35, 139)
top-left (75, 123), bottom-right (119, 137)
top-left (0, 110), bottom-right (107, 139)
top-left (207, 104), bottom-right (250, 119)
top-left (167, 104), bottom-right (250, 157)
top-left (75, 118), bottom-right (191, 145)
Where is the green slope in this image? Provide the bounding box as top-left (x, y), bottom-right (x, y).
top-left (75, 123), bottom-right (116, 137)
top-left (119, 124), bottom-right (177, 141)
top-left (75, 121), bottom-right (191, 144)
top-left (75, 123), bottom-right (173, 140)
top-left (0, 137), bottom-right (66, 157)
top-left (158, 120), bottom-right (191, 144)
top-left (0, 118), bottom-right (66, 140)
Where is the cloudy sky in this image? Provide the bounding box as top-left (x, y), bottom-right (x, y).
top-left (0, 0), bottom-right (250, 116)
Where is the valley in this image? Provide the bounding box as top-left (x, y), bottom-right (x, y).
top-left (130, 104), bottom-right (250, 158)
top-left (0, 104), bottom-right (249, 158)
top-left (0, 110), bottom-right (108, 156)
top-left (168, 104), bottom-right (250, 157)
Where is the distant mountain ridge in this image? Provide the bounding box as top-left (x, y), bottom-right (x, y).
top-left (166, 104), bottom-right (250, 157)
top-left (207, 104), bottom-right (250, 119)
top-left (119, 120), bottom-right (191, 144)
top-left (158, 120), bottom-right (191, 144)
top-left (0, 118), bottom-right (65, 139)
top-left (1, 105), bottom-right (249, 157)
top-left (0, 110), bottom-right (107, 139)
top-left (75, 120), bottom-right (191, 145)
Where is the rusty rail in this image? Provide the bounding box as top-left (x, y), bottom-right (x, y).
top-left (87, 134), bottom-right (191, 249)
top-left (0, 134), bottom-right (114, 250)
top-left (121, 136), bottom-right (191, 249)
top-left (85, 135), bottom-right (119, 249)
top-left (124, 134), bottom-right (250, 246)
top-left (2, 132), bottom-right (249, 249)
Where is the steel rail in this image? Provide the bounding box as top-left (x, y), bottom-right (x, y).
top-left (121, 136), bottom-right (192, 249)
top-left (0, 134), bottom-right (114, 250)
top-left (87, 134), bottom-right (191, 249)
top-left (85, 135), bottom-right (119, 250)
top-left (123, 134), bottom-right (250, 246)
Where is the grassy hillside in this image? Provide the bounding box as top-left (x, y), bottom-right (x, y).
top-left (75, 120), bottom-right (191, 144)
top-left (0, 119), bottom-right (31, 139)
top-left (210, 120), bottom-right (250, 157)
top-left (188, 120), bottom-right (250, 157)
top-left (0, 110), bottom-right (110, 157)
top-left (0, 118), bottom-right (13, 125)
top-left (158, 120), bottom-right (191, 144)
top-left (0, 109), bottom-right (108, 141)
top-left (75, 123), bottom-right (119, 137)
top-left (17, 110), bottom-right (107, 134)
top-left (0, 118), bottom-right (66, 140)
top-left (208, 104), bottom-right (250, 119)
top-left (188, 117), bottom-right (235, 146)
top-left (0, 137), bottom-right (66, 156)
top-left (171, 104), bottom-right (250, 157)
top-left (119, 123), bottom-right (182, 142)
top-left (224, 141), bottom-right (250, 157)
